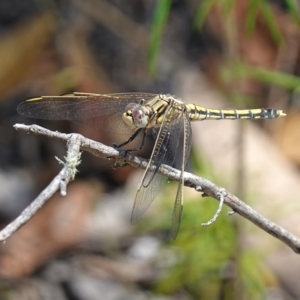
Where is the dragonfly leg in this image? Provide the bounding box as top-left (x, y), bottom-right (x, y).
top-left (125, 130), bottom-right (146, 152)
top-left (113, 128), bottom-right (146, 152)
top-left (113, 128), bottom-right (141, 148)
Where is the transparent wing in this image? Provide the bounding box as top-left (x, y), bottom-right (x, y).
top-left (171, 114), bottom-right (192, 239)
top-left (131, 106), bottom-right (184, 224)
top-left (17, 92), bottom-right (157, 135)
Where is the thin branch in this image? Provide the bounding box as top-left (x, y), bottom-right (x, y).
top-left (4, 123), bottom-right (300, 254)
top-left (0, 133), bottom-right (82, 241)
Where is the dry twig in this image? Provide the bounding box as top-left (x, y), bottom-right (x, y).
top-left (2, 123), bottom-right (300, 254)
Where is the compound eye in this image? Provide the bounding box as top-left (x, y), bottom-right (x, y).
top-left (132, 108), bottom-right (145, 120)
top-left (125, 103), bottom-right (136, 111)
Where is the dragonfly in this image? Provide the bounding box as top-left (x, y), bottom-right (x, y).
top-left (17, 92), bottom-right (286, 238)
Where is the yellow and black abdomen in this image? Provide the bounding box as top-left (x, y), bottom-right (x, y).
top-left (187, 104), bottom-right (286, 121)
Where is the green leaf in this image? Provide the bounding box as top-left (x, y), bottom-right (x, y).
top-left (247, 66), bottom-right (300, 89)
top-left (148, 0), bottom-right (172, 76)
top-left (259, 1), bottom-right (284, 45)
top-left (285, 0), bottom-right (300, 24)
top-left (245, 0), bottom-right (261, 35)
top-left (221, 0), bottom-right (237, 17)
top-left (194, 0), bottom-right (217, 30)
top-left (224, 61), bottom-right (300, 90)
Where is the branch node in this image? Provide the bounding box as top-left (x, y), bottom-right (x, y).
top-left (60, 177), bottom-right (67, 196)
top-left (195, 185), bottom-right (202, 191)
top-left (55, 147), bottom-right (82, 195)
top-left (55, 150), bottom-right (82, 181)
top-left (227, 210), bottom-right (236, 216)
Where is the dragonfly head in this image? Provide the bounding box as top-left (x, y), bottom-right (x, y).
top-left (122, 103), bottom-right (149, 129)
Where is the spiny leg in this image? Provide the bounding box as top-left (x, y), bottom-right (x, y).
top-left (113, 128), bottom-right (146, 152)
top-left (126, 130), bottom-right (147, 152)
top-left (111, 129), bottom-right (146, 169)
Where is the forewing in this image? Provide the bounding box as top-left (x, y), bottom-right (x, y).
top-left (131, 107), bottom-right (184, 224)
top-left (17, 92), bottom-right (157, 134)
top-left (171, 115), bottom-right (192, 239)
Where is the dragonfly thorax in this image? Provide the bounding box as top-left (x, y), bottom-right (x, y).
top-left (122, 103), bottom-right (149, 130)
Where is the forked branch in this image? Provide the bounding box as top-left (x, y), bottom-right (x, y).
top-left (2, 123), bottom-right (300, 254)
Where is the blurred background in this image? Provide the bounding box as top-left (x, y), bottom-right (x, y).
top-left (0, 0), bottom-right (300, 299)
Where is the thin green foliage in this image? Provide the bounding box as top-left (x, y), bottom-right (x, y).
top-left (259, 0), bottom-right (283, 45)
top-left (239, 251), bottom-right (278, 300)
top-left (285, 0), bottom-right (300, 24)
top-left (221, 61), bottom-right (300, 90)
top-left (246, 65), bottom-right (300, 89)
top-left (195, 0), bottom-right (284, 44)
top-left (194, 0), bottom-right (237, 30)
top-left (148, 0), bottom-right (172, 76)
top-left (220, 0), bottom-right (237, 18)
top-left (194, 0), bottom-right (218, 29)
top-left (245, 0), bottom-right (261, 35)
